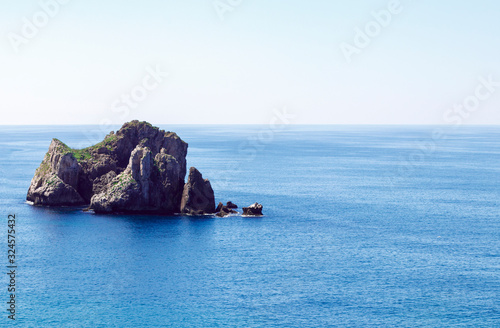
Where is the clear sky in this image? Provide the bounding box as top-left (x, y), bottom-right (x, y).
top-left (1, 0), bottom-right (500, 125)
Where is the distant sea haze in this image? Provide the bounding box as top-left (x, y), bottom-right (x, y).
top-left (1, 125), bottom-right (498, 327)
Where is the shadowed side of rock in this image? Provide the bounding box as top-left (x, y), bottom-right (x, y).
top-left (180, 167), bottom-right (216, 215)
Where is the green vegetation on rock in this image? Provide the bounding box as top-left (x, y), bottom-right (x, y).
top-left (110, 173), bottom-right (136, 193)
top-left (52, 133), bottom-right (121, 163)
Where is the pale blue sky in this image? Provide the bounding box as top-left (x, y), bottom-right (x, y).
top-left (1, 0), bottom-right (500, 125)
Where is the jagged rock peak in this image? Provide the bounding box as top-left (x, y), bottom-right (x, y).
top-left (180, 167), bottom-right (216, 215)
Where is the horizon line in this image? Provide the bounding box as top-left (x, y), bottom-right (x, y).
top-left (1, 123), bottom-right (499, 127)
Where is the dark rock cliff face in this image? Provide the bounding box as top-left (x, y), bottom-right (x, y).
top-left (27, 121), bottom-right (213, 215)
top-left (180, 167), bottom-right (216, 215)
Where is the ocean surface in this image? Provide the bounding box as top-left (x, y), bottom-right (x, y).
top-left (0, 125), bottom-right (498, 327)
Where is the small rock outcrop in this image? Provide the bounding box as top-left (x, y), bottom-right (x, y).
top-left (215, 201), bottom-right (238, 217)
top-left (27, 121), bottom-right (215, 215)
top-left (180, 167), bottom-right (216, 215)
top-left (242, 203), bottom-right (263, 216)
top-left (226, 201), bottom-right (237, 209)
top-left (215, 202), bottom-right (224, 213)
top-left (216, 207), bottom-right (238, 217)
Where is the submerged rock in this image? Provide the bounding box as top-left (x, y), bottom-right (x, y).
top-left (242, 203), bottom-right (263, 216)
top-left (26, 121), bottom-right (210, 215)
top-left (180, 167), bottom-right (216, 215)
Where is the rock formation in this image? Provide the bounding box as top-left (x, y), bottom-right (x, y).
top-left (216, 207), bottom-right (238, 217)
top-left (27, 121), bottom-right (215, 215)
top-left (26, 139), bottom-right (86, 206)
top-left (215, 201), bottom-right (238, 217)
top-left (180, 167), bottom-right (216, 215)
top-left (215, 202), bottom-right (224, 213)
top-left (242, 203), bottom-right (263, 216)
top-left (226, 201), bottom-right (237, 209)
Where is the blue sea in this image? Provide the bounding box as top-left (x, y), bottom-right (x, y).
top-left (0, 125), bottom-right (499, 327)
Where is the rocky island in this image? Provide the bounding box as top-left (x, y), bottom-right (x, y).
top-left (27, 121), bottom-right (263, 216)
